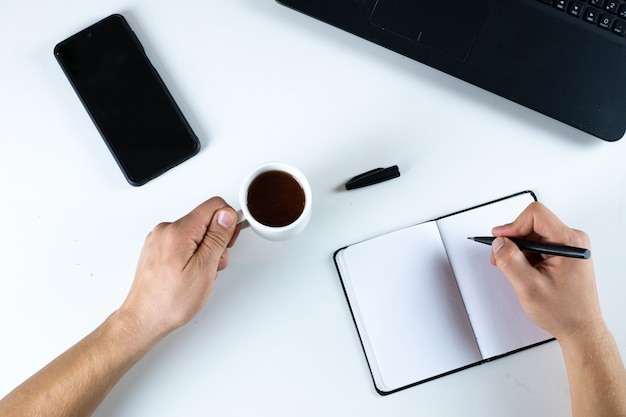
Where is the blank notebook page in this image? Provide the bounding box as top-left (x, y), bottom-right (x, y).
top-left (337, 221), bottom-right (481, 392)
top-left (435, 193), bottom-right (552, 359)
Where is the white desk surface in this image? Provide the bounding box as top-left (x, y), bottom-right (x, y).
top-left (2, 1), bottom-right (625, 416)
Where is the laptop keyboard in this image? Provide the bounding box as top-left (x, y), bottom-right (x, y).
top-left (539, 0), bottom-right (626, 37)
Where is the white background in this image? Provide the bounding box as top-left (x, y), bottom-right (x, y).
top-left (1, 1), bottom-right (626, 416)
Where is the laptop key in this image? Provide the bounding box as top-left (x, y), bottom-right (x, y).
top-left (605, 1), bottom-right (619, 13)
top-left (590, 0), bottom-right (605, 7)
top-left (569, 1), bottom-right (584, 16)
top-left (584, 7), bottom-right (601, 23)
top-left (599, 13), bottom-right (615, 28)
top-left (613, 19), bottom-right (626, 35)
top-left (619, 4), bottom-right (626, 18)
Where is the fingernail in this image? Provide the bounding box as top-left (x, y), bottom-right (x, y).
top-left (217, 210), bottom-right (235, 229)
top-left (492, 237), bottom-right (505, 254)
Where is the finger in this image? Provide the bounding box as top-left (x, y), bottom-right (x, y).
top-left (227, 222), bottom-right (242, 249)
top-left (218, 249), bottom-right (229, 271)
top-left (196, 207), bottom-right (238, 271)
top-left (491, 237), bottom-right (538, 293)
top-left (489, 238), bottom-right (542, 266)
top-left (176, 197), bottom-right (231, 246)
top-left (492, 202), bottom-right (570, 242)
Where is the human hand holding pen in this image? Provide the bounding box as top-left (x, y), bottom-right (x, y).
top-left (490, 202), bottom-right (626, 417)
top-left (489, 201), bottom-right (599, 341)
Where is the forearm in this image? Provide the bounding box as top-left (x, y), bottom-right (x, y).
top-left (0, 310), bottom-right (165, 417)
top-left (560, 325), bottom-right (626, 417)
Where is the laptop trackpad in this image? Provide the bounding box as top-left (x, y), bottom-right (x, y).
top-left (370, 0), bottom-right (490, 61)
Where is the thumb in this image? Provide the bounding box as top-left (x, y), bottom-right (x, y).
top-left (198, 208), bottom-right (238, 270)
top-left (492, 237), bottom-right (534, 287)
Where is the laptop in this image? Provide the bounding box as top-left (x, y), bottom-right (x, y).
top-left (276, 0), bottom-right (626, 141)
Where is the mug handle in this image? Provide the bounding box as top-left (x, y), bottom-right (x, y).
top-left (236, 209), bottom-right (250, 230)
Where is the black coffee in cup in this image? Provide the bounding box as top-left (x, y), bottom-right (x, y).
top-left (246, 170), bottom-right (305, 227)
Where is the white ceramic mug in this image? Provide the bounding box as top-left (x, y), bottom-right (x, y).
top-left (237, 162), bottom-right (312, 241)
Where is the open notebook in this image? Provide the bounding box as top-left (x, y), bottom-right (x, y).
top-left (334, 191), bottom-right (553, 395)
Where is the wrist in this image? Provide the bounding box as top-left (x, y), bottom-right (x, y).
top-left (111, 306), bottom-right (171, 353)
top-left (558, 319), bottom-right (611, 357)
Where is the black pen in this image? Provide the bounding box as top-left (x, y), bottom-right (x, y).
top-left (468, 236), bottom-right (591, 259)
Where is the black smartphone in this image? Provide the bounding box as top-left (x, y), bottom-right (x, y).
top-left (54, 14), bottom-right (200, 186)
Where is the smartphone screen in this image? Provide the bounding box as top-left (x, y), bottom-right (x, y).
top-left (54, 14), bottom-right (200, 186)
